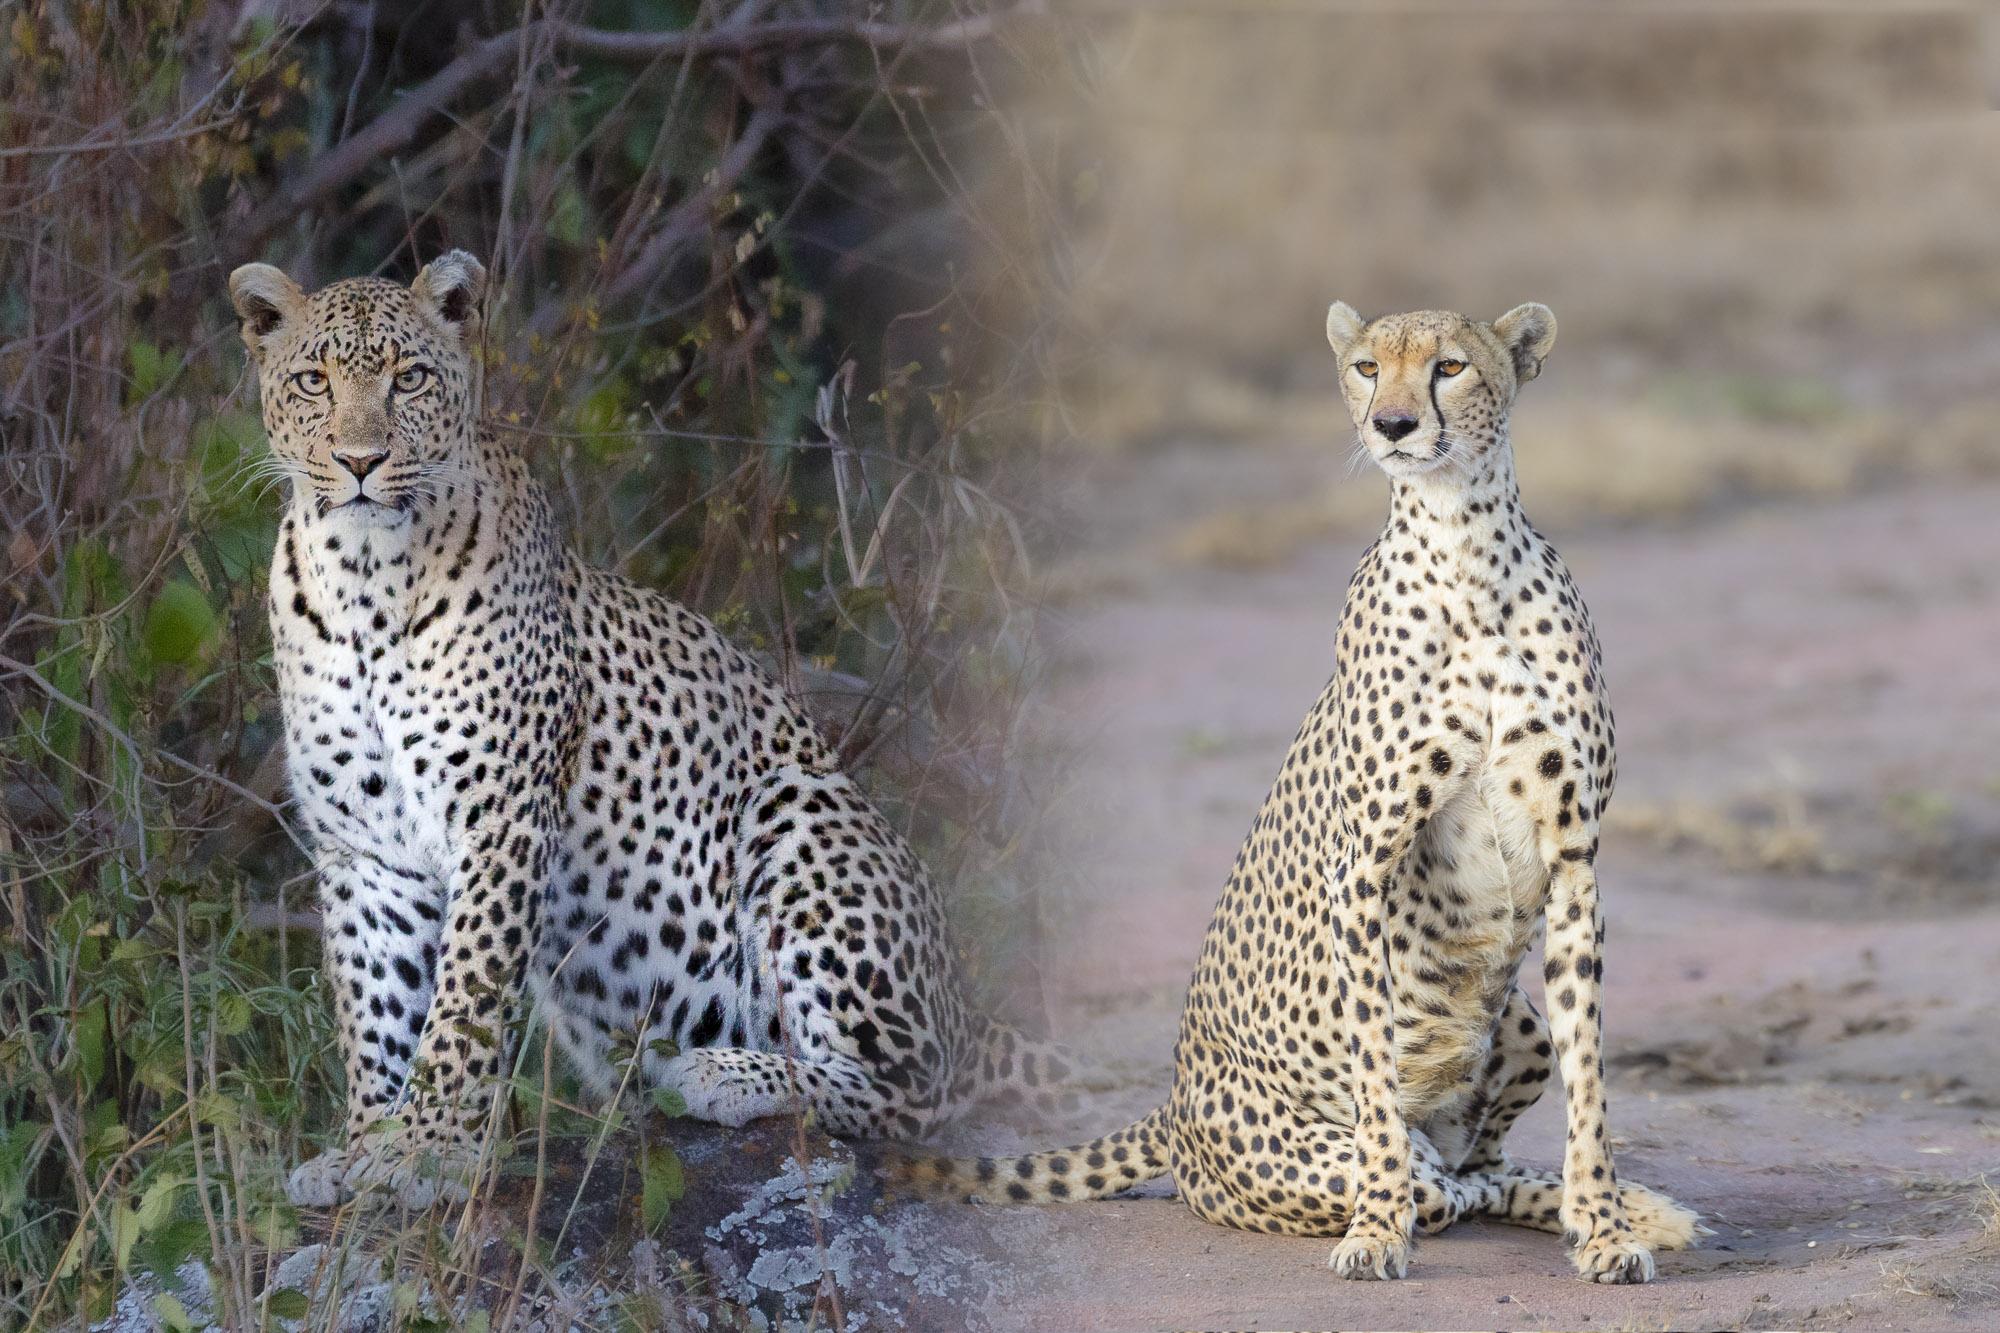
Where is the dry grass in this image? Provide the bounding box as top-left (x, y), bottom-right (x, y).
top-left (1606, 789), bottom-right (1838, 879)
top-left (1053, 1), bottom-right (2000, 536)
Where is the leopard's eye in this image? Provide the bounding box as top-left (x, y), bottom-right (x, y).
top-left (1436, 359), bottom-right (1466, 378)
top-left (393, 365), bottom-right (433, 394)
top-left (1353, 361), bottom-right (1378, 380)
top-left (292, 369), bottom-right (329, 396)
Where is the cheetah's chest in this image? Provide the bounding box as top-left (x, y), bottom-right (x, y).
top-left (1388, 649), bottom-right (1576, 1104)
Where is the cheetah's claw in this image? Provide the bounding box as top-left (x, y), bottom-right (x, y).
top-left (1572, 1231), bottom-right (1656, 1284)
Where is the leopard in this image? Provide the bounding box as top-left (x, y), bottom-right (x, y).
top-left (898, 302), bottom-right (1706, 1283)
top-left (228, 252), bottom-right (1066, 1209)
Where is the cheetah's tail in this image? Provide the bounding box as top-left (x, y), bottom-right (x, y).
top-left (888, 1105), bottom-right (1172, 1205)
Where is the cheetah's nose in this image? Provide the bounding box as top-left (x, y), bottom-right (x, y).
top-left (1372, 414), bottom-right (1419, 443)
top-left (334, 448), bottom-right (389, 481)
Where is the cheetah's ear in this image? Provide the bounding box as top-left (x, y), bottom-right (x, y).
top-left (1492, 303), bottom-right (1557, 385)
top-left (412, 250), bottom-right (487, 336)
top-left (227, 263), bottom-right (305, 364)
top-left (1325, 300), bottom-right (1365, 352)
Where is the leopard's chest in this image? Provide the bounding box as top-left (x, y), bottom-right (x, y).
top-left (273, 534), bottom-right (472, 877)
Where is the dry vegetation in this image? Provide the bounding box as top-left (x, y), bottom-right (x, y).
top-left (0, 2), bottom-right (1073, 1327)
top-left (1058, 3), bottom-right (2000, 543)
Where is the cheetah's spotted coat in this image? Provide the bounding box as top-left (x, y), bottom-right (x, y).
top-left (906, 303), bottom-right (1704, 1283)
top-left (229, 254), bottom-right (1061, 1208)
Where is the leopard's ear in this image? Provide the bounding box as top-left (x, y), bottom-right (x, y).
top-left (1492, 303), bottom-right (1557, 385)
top-left (228, 263), bottom-right (305, 364)
top-left (411, 250), bottom-right (487, 337)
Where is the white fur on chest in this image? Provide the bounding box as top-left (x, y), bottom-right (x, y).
top-left (276, 518), bottom-right (456, 877)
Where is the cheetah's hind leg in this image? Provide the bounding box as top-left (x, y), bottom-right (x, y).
top-left (1458, 1166), bottom-right (1709, 1253)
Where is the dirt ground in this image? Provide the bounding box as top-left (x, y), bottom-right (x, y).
top-left (961, 462), bottom-right (2000, 1332)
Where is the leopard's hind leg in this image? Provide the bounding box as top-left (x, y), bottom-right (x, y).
top-left (650, 767), bottom-right (969, 1139)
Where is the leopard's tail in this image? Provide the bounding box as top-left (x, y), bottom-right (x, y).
top-left (960, 1020), bottom-right (1081, 1117)
top-left (889, 1105), bottom-right (1172, 1204)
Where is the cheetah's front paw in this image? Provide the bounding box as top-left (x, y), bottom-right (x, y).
top-left (1618, 1182), bottom-right (1709, 1252)
top-left (1571, 1231), bottom-right (1656, 1284)
top-left (1329, 1230), bottom-right (1411, 1281)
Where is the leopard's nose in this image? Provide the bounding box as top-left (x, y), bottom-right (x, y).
top-left (1372, 414), bottom-right (1419, 443)
top-left (334, 448), bottom-right (389, 481)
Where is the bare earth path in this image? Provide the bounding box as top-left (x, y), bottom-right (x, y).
top-left (982, 477), bottom-right (2000, 1332)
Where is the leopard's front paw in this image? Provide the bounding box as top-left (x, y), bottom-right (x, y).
top-left (341, 1136), bottom-right (476, 1210)
top-left (286, 1147), bottom-right (354, 1207)
top-left (1329, 1229), bottom-right (1411, 1281)
top-left (659, 1051), bottom-right (789, 1128)
top-left (1571, 1230), bottom-right (1656, 1284)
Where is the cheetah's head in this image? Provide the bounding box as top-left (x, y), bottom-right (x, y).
top-left (228, 252), bottom-right (487, 527)
top-left (1324, 302), bottom-right (1556, 481)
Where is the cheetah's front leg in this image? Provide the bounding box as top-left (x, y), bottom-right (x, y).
top-left (1323, 842), bottom-right (1416, 1280)
top-left (373, 821), bottom-right (550, 1198)
top-left (1324, 741), bottom-right (1472, 1280)
top-left (1543, 853), bottom-right (1653, 1283)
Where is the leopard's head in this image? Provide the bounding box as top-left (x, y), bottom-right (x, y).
top-left (229, 252), bottom-right (487, 527)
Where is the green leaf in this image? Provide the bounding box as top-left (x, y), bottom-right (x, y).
top-left (112, 1200), bottom-right (141, 1273)
top-left (135, 1174), bottom-right (185, 1234)
top-left (142, 580), bottom-right (218, 667)
top-left (73, 1001), bottom-right (107, 1092)
top-left (649, 1087), bottom-right (687, 1118)
top-left (128, 341), bottom-right (179, 401)
top-left (640, 1143), bottom-right (685, 1232)
top-left (266, 1288), bottom-right (309, 1320)
top-left (214, 992), bottom-right (252, 1037)
top-left (139, 1217), bottom-right (207, 1280)
top-left (153, 1292), bottom-right (192, 1332)
top-left (547, 184), bottom-right (589, 248)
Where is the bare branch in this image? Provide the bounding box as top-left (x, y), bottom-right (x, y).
top-left (223, 4), bottom-right (1044, 265)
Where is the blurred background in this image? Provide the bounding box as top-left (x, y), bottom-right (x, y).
top-left (1010, 4), bottom-right (2000, 1329)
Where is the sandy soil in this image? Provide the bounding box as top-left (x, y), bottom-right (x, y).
top-left (969, 473), bottom-right (2000, 1332)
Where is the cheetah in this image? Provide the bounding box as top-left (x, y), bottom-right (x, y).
top-left (902, 303), bottom-right (1705, 1282)
top-left (229, 253), bottom-right (1065, 1208)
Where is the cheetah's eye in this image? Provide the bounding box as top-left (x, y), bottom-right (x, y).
top-left (1435, 359), bottom-right (1466, 378)
top-left (1353, 361), bottom-right (1378, 380)
top-left (393, 365), bottom-right (433, 394)
top-left (292, 369), bottom-right (329, 397)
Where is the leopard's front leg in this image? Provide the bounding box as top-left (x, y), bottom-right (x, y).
top-left (343, 807), bottom-right (552, 1208)
top-left (287, 853), bottom-right (444, 1207)
top-left (1543, 851), bottom-right (1653, 1283)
